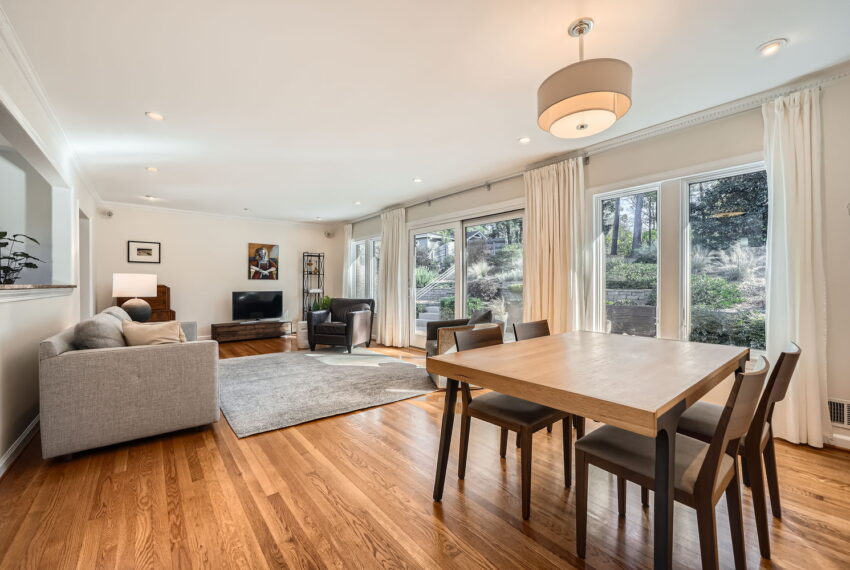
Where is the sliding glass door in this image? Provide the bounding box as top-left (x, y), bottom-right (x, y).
top-left (410, 223), bottom-right (460, 348)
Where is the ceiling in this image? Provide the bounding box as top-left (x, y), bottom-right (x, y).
top-left (3, 0), bottom-right (850, 222)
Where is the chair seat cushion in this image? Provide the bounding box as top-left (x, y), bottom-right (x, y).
top-left (425, 339), bottom-right (438, 357)
top-left (679, 401), bottom-right (770, 449)
top-left (575, 425), bottom-right (734, 495)
top-left (469, 392), bottom-right (565, 426)
top-left (315, 322), bottom-right (346, 335)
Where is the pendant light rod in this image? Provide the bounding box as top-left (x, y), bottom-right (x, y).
top-left (568, 18), bottom-right (594, 62)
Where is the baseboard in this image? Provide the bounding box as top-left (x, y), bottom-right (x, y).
top-left (0, 414), bottom-right (39, 480)
top-left (199, 334), bottom-right (212, 341)
top-left (826, 431), bottom-right (850, 450)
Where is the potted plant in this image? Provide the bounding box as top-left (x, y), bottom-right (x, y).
top-left (0, 232), bottom-right (43, 285)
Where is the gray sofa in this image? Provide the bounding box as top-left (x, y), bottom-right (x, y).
top-left (38, 307), bottom-right (219, 459)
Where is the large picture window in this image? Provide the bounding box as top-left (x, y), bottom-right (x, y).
top-left (687, 170), bottom-right (767, 349)
top-left (351, 236), bottom-right (380, 303)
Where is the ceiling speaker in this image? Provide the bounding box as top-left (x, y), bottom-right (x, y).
top-left (324, 231), bottom-right (335, 239)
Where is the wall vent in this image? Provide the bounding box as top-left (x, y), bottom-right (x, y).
top-left (828, 399), bottom-right (850, 427)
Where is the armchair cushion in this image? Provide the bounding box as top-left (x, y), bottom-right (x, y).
top-left (315, 322), bottom-right (347, 335)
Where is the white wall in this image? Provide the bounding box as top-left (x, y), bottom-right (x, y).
top-left (94, 205), bottom-right (344, 337)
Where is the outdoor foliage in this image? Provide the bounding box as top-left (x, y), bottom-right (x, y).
top-left (439, 296), bottom-right (484, 320)
top-left (0, 231), bottom-right (43, 285)
top-left (689, 172), bottom-right (768, 251)
top-left (690, 308), bottom-right (765, 349)
top-left (690, 275), bottom-right (743, 310)
top-left (415, 266), bottom-right (437, 288)
top-left (605, 259), bottom-right (657, 289)
top-left (467, 278), bottom-right (500, 302)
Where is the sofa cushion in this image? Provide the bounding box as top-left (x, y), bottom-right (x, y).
top-left (468, 309), bottom-right (493, 324)
top-left (122, 320), bottom-right (185, 346)
top-left (315, 322), bottom-right (347, 335)
top-left (74, 313), bottom-right (127, 349)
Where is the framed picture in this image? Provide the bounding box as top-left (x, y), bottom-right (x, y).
top-left (248, 243), bottom-right (279, 280)
top-left (127, 241), bottom-right (161, 263)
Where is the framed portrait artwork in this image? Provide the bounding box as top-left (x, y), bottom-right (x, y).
top-left (248, 243), bottom-right (279, 280)
top-left (127, 241), bottom-right (161, 263)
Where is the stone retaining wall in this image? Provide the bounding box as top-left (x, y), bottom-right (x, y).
top-left (606, 288), bottom-right (653, 305)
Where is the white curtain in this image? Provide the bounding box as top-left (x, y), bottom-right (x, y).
top-left (763, 88), bottom-right (831, 447)
top-left (522, 157), bottom-right (589, 334)
top-left (375, 208), bottom-right (409, 347)
top-left (341, 223), bottom-right (354, 297)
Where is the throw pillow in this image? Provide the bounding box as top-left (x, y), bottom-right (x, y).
top-left (74, 313), bottom-right (128, 349)
top-left (101, 305), bottom-right (132, 323)
top-left (468, 309), bottom-right (493, 324)
top-left (122, 320), bottom-right (184, 346)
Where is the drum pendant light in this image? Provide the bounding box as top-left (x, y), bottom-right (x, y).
top-left (537, 18), bottom-right (632, 139)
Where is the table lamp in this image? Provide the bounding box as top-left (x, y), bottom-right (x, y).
top-left (112, 273), bottom-right (157, 322)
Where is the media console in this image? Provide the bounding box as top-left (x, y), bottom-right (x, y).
top-left (211, 320), bottom-right (291, 342)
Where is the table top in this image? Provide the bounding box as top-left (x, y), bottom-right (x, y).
top-left (426, 331), bottom-right (749, 437)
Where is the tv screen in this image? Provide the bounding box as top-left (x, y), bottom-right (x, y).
top-left (232, 291), bottom-right (283, 320)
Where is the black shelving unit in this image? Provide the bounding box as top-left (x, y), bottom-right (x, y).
top-left (302, 252), bottom-right (325, 318)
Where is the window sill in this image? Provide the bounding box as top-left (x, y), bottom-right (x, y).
top-left (0, 284), bottom-right (76, 304)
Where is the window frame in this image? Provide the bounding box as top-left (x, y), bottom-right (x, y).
top-left (351, 235), bottom-right (381, 302)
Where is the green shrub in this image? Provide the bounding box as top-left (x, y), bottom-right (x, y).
top-left (689, 308), bottom-right (765, 349)
top-left (605, 260), bottom-right (657, 289)
top-left (691, 275), bottom-right (743, 309)
top-left (439, 296), bottom-right (484, 320)
top-left (415, 266), bottom-right (438, 288)
top-left (467, 278), bottom-right (500, 301)
top-left (508, 283), bottom-right (523, 294)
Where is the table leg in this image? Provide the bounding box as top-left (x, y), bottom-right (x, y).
top-left (653, 399), bottom-right (686, 570)
top-left (433, 378), bottom-right (459, 501)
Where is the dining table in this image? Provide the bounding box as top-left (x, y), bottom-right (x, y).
top-left (426, 331), bottom-right (749, 570)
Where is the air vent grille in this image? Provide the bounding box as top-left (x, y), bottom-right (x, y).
top-left (828, 399), bottom-right (850, 426)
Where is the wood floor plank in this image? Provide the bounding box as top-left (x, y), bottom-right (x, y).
top-left (0, 339), bottom-right (847, 569)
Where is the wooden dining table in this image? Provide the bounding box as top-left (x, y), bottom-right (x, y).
top-left (426, 331), bottom-right (749, 570)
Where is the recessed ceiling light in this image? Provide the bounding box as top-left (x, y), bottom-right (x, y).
top-left (758, 38), bottom-right (787, 56)
top-left (413, 178), bottom-right (423, 183)
top-left (315, 216), bottom-right (323, 221)
top-left (354, 201), bottom-right (361, 205)
top-left (243, 208), bottom-right (250, 212)
top-left (145, 166), bottom-right (159, 173)
top-left (518, 136), bottom-right (531, 144)
top-left (144, 195), bottom-right (157, 201)
top-left (144, 111), bottom-right (165, 121)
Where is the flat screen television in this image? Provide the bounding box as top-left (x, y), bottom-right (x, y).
top-left (232, 291), bottom-right (283, 321)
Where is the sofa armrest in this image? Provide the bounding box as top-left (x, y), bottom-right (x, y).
top-left (38, 340), bottom-right (219, 458)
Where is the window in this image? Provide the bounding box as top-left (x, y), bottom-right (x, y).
top-left (600, 190), bottom-right (658, 337)
top-left (464, 213), bottom-right (524, 337)
top-left (413, 227), bottom-right (456, 337)
top-left (593, 163), bottom-right (767, 349)
top-left (351, 236), bottom-right (381, 304)
top-left (686, 171), bottom-right (767, 349)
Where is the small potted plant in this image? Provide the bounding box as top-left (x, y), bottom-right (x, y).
top-left (0, 232), bottom-right (43, 285)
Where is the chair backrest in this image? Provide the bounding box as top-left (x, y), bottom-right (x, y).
top-left (696, 357), bottom-right (770, 494)
top-left (513, 320), bottom-right (550, 341)
top-left (749, 344), bottom-right (801, 443)
top-left (329, 298), bottom-right (375, 321)
top-left (454, 326), bottom-right (504, 405)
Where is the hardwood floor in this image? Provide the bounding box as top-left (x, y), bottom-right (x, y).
top-left (1, 339), bottom-right (848, 568)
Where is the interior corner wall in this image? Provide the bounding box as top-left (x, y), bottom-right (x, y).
top-left (93, 205), bottom-right (344, 337)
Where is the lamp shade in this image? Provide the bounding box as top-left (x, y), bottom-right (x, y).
top-left (537, 58), bottom-right (632, 139)
top-left (112, 273), bottom-right (157, 298)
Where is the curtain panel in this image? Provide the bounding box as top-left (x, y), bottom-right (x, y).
top-left (763, 88), bottom-right (831, 447)
top-left (376, 208), bottom-right (409, 347)
top-left (342, 223), bottom-right (354, 297)
top-left (522, 157), bottom-right (589, 334)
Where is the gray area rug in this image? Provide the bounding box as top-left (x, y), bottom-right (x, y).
top-left (218, 347), bottom-right (435, 437)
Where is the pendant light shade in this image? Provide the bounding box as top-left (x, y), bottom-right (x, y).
top-left (537, 19), bottom-right (632, 139)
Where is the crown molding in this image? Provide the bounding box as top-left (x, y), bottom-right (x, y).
top-left (0, 7), bottom-right (101, 201)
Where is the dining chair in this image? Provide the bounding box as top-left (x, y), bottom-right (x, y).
top-left (512, 320), bottom-right (586, 439)
top-left (676, 343), bottom-right (801, 559)
top-left (575, 357), bottom-right (770, 569)
top-left (453, 326), bottom-right (573, 520)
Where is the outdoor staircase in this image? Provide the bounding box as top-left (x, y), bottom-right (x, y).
top-left (415, 305), bottom-right (441, 330)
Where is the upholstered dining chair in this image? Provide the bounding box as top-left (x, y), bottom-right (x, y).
top-left (676, 343), bottom-right (801, 559)
top-left (575, 358), bottom-right (770, 569)
top-left (512, 320), bottom-right (586, 439)
top-left (453, 326), bottom-right (574, 520)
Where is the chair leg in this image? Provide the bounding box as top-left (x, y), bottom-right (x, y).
top-left (576, 450), bottom-right (589, 558)
top-left (516, 431), bottom-right (521, 448)
top-left (745, 448), bottom-right (771, 559)
top-left (499, 427), bottom-right (508, 459)
top-left (574, 415), bottom-right (586, 439)
top-left (617, 476), bottom-right (626, 516)
top-left (458, 414), bottom-right (471, 480)
top-left (695, 498), bottom-right (720, 570)
top-left (347, 345), bottom-right (352, 354)
top-left (309, 344), bottom-right (316, 351)
top-left (520, 428), bottom-right (533, 520)
top-left (741, 455), bottom-right (751, 487)
top-left (725, 468), bottom-right (747, 570)
top-left (562, 416), bottom-right (572, 487)
top-left (641, 486), bottom-right (649, 508)
top-left (763, 436), bottom-right (782, 519)
top-left (547, 424), bottom-right (553, 433)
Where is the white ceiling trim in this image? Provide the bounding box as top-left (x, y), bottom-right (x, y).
top-left (0, 6), bottom-right (100, 199)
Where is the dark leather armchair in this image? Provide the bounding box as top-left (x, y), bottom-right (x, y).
top-left (306, 298), bottom-right (374, 353)
top-left (424, 310), bottom-right (495, 357)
